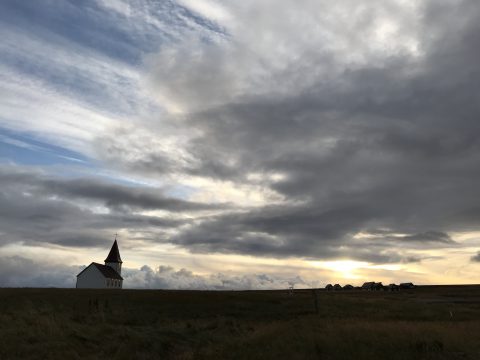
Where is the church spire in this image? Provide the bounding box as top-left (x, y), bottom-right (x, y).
top-left (105, 239), bottom-right (122, 263)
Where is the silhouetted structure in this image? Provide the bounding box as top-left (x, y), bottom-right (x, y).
top-left (362, 282), bottom-right (384, 291)
top-left (399, 282), bottom-right (415, 289)
top-left (387, 284), bottom-right (400, 291)
top-left (76, 238), bottom-right (123, 289)
top-left (362, 282), bottom-right (375, 290)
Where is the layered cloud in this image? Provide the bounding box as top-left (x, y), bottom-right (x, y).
top-left (94, 0), bottom-right (480, 261)
top-left (123, 264), bottom-right (309, 290)
top-left (0, 165), bottom-right (224, 248)
top-left (1, 0), bottom-right (480, 287)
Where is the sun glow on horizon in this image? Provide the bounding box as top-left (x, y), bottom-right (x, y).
top-left (308, 260), bottom-right (406, 282)
top-left (309, 260), bottom-right (369, 280)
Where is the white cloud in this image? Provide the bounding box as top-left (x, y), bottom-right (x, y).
top-left (147, 0), bottom-right (423, 114)
top-left (177, 0), bottom-right (232, 23)
top-left (0, 66), bottom-right (118, 154)
top-left (123, 264), bottom-right (310, 290)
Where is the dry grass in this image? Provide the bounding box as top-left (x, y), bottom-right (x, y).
top-left (1, 286), bottom-right (480, 359)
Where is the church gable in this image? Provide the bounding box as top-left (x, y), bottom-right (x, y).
top-left (76, 263), bottom-right (109, 289)
top-left (76, 262), bottom-right (97, 278)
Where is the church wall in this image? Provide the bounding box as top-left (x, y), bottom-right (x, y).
top-left (76, 265), bottom-right (107, 289)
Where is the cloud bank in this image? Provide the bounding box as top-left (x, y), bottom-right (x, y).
top-left (95, 0), bottom-right (480, 261)
top-left (0, 256), bottom-right (309, 290)
top-left (2, 0), bottom-right (480, 287)
top-left (123, 265), bottom-right (309, 290)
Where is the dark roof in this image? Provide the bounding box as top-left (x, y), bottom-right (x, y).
top-left (76, 262), bottom-right (123, 280)
top-left (104, 240), bottom-right (122, 263)
top-left (93, 263), bottom-right (123, 280)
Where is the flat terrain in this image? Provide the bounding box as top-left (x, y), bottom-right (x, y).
top-left (1, 286), bottom-right (480, 359)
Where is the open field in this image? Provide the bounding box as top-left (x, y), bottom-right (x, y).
top-left (1, 286), bottom-right (480, 359)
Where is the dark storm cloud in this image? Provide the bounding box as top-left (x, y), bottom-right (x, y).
top-left (94, 0), bottom-right (480, 262)
top-left (398, 231), bottom-right (454, 244)
top-left (169, 204), bottom-right (443, 263)
top-left (0, 167), bottom-right (222, 212)
top-left (4, 0), bottom-right (480, 265)
top-left (0, 166), bottom-right (204, 248)
top-left (43, 178), bottom-right (224, 212)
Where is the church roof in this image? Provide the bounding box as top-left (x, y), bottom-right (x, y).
top-left (104, 240), bottom-right (122, 263)
top-left (92, 263), bottom-right (123, 280)
top-left (76, 262), bottom-right (123, 280)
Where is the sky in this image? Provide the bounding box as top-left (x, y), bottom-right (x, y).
top-left (1, 0), bottom-right (480, 289)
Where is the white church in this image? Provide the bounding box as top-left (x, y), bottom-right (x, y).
top-left (76, 239), bottom-right (124, 289)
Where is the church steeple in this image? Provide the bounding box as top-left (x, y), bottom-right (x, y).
top-left (105, 239), bottom-right (122, 263)
top-left (104, 236), bottom-right (122, 275)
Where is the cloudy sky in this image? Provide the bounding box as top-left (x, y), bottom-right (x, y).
top-left (1, 0), bottom-right (480, 289)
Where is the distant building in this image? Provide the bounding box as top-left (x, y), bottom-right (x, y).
top-left (399, 282), bottom-right (415, 289)
top-left (76, 239), bottom-right (123, 289)
top-left (325, 284), bottom-right (333, 291)
top-left (362, 281), bottom-right (384, 291)
top-left (387, 284), bottom-right (400, 291)
top-left (362, 281), bottom-right (375, 290)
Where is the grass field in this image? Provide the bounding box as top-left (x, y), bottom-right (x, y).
top-left (1, 286), bottom-right (480, 359)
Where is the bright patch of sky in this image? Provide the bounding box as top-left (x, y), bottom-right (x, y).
top-left (0, 128), bottom-right (88, 166)
top-left (0, 0), bottom-right (223, 180)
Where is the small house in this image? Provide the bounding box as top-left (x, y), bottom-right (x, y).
top-left (399, 282), bottom-right (415, 289)
top-left (387, 284), bottom-right (399, 291)
top-left (362, 282), bottom-right (384, 291)
top-left (373, 282), bottom-right (384, 291)
top-left (362, 282), bottom-right (375, 290)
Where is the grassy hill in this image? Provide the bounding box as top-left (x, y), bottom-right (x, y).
top-left (1, 286), bottom-right (480, 359)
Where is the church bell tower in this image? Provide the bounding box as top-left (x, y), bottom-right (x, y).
top-left (104, 238), bottom-right (122, 275)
